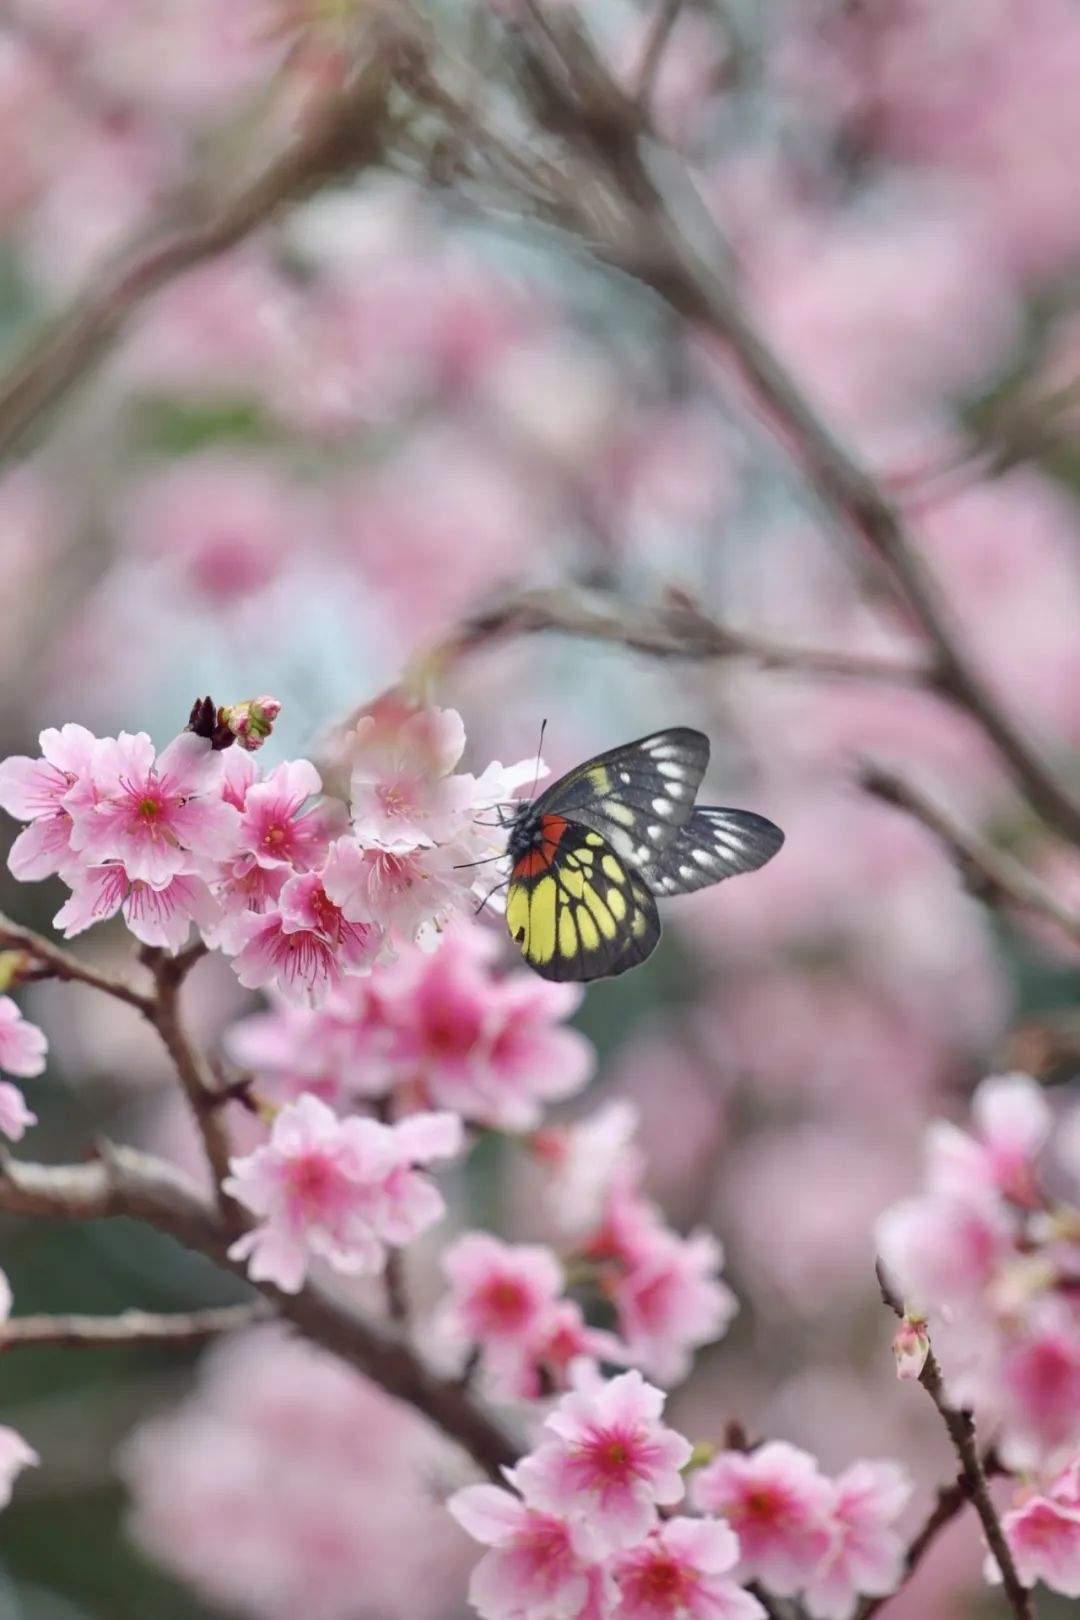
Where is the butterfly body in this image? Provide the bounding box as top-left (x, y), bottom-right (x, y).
top-left (503, 728), bottom-right (783, 982)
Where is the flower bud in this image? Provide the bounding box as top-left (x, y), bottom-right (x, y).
top-left (892, 1312), bottom-right (930, 1380)
top-left (218, 697), bottom-right (283, 753)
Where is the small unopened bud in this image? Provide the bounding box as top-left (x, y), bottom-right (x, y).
top-left (892, 1312), bottom-right (931, 1381)
top-left (218, 696), bottom-right (283, 753)
top-left (683, 1441), bottom-right (718, 1474)
top-left (0, 951), bottom-right (30, 993)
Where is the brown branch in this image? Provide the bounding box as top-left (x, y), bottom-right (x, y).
top-left (454, 584), bottom-right (931, 687)
top-left (862, 764), bottom-right (1080, 948)
top-left (0, 1145), bottom-right (519, 1481)
top-left (875, 1261), bottom-right (1033, 1620)
top-left (504, 12), bottom-right (1080, 852)
top-left (0, 913), bottom-right (153, 1014)
top-left (0, 32), bottom-right (412, 459)
top-left (0, 1302), bottom-right (270, 1350)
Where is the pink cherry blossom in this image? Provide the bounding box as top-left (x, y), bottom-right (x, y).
top-left (514, 1369), bottom-right (692, 1557)
top-left (1000, 1467), bottom-right (1080, 1598)
top-left (613, 1517), bottom-right (766, 1620)
top-left (223, 1093), bottom-right (462, 1292)
top-left (70, 731), bottom-right (240, 886)
top-left (225, 872), bottom-right (387, 1007)
top-left (0, 1424), bottom-right (38, 1511)
top-left (448, 1481), bottom-right (613, 1620)
top-left (804, 1462), bottom-right (912, 1620)
top-left (322, 835), bottom-right (469, 945)
top-left (874, 1185), bottom-right (1014, 1314)
top-left (239, 760), bottom-right (346, 871)
top-left (926, 1073), bottom-right (1052, 1208)
top-left (55, 863), bottom-right (220, 950)
top-left (434, 1233), bottom-right (564, 1391)
top-left (611, 1228), bottom-right (738, 1388)
top-left (0, 1079), bottom-right (36, 1141)
top-left (534, 1099), bottom-right (644, 1240)
top-left (347, 702), bottom-right (469, 847)
top-left (0, 721), bottom-right (96, 880)
top-left (0, 996), bottom-right (47, 1078)
top-left (691, 1443), bottom-right (835, 1595)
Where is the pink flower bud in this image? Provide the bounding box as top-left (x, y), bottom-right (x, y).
top-left (219, 696), bottom-right (283, 752)
top-left (892, 1313), bottom-right (930, 1381)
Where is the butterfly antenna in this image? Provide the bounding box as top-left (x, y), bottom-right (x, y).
top-left (474, 878), bottom-right (510, 917)
top-left (528, 718), bottom-right (548, 803)
top-left (453, 852), bottom-right (506, 871)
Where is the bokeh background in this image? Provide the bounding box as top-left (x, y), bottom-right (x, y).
top-left (0, 2), bottom-right (1079, 1616)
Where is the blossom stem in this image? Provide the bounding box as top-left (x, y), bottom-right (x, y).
top-left (0, 1144), bottom-right (521, 1481)
top-left (0, 1302), bottom-right (270, 1349)
top-left (875, 1262), bottom-right (1034, 1620)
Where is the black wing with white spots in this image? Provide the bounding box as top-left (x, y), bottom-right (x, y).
top-left (533, 728), bottom-right (710, 868)
top-left (639, 807), bottom-right (785, 896)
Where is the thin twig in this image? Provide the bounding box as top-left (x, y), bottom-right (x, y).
top-left (0, 913), bottom-right (153, 1014)
top-left (875, 1261), bottom-right (1033, 1620)
top-left (454, 584), bottom-right (931, 687)
top-left (746, 1584), bottom-right (805, 1620)
top-left (0, 1302), bottom-right (270, 1350)
top-left (0, 1145), bottom-right (520, 1481)
top-left (862, 764), bottom-right (1080, 948)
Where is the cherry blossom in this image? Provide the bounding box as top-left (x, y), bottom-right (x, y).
top-left (613, 1517), bottom-right (766, 1620)
top-left (322, 835), bottom-right (469, 946)
top-left (0, 995), bottom-right (47, 1079)
top-left (225, 871), bottom-right (388, 1007)
top-left (55, 863), bottom-right (220, 950)
top-left (533, 1099), bottom-right (644, 1239)
top-left (513, 1369), bottom-right (692, 1557)
top-left (238, 760), bottom-right (346, 871)
top-left (70, 731), bottom-right (240, 886)
top-left (448, 1481), bottom-right (614, 1620)
top-left (611, 1228), bottom-right (738, 1388)
top-left (803, 1462), bottom-right (911, 1620)
top-left (926, 1072), bottom-right (1053, 1207)
top-left (223, 1093), bottom-right (463, 1292)
top-left (691, 1442), bottom-right (835, 1596)
top-left (998, 1457), bottom-right (1080, 1598)
top-left (0, 721), bottom-right (96, 880)
top-left (434, 1233), bottom-right (565, 1382)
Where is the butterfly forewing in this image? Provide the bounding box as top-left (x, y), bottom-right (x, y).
top-left (640, 807), bottom-right (785, 896)
top-left (505, 820), bottom-right (661, 981)
top-left (533, 728), bottom-right (710, 868)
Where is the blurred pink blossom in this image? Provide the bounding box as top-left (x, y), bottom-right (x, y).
top-left (613, 1517), bottom-right (765, 1620)
top-left (999, 1456), bottom-right (1080, 1597)
top-left (0, 722), bottom-right (97, 882)
top-left (0, 994), bottom-right (48, 1081)
top-left (448, 1481), bottom-right (612, 1620)
top-left (804, 1461), bottom-right (911, 1620)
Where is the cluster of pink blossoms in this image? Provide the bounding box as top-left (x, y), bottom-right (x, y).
top-left (431, 1100), bottom-right (737, 1397)
top-left (877, 1072), bottom-right (1080, 1597)
top-left (450, 1371), bottom-right (911, 1620)
top-left (0, 700), bottom-right (536, 1007)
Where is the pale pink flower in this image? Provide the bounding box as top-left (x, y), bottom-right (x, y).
top-left (347, 703), bottom-right (470, 847)
top-left (206, 854), bottom-right (290, 948)
top-left (0, 1424), bottom-right (38, 1511)
top-left (322, 835), bottom-right (467, 945)
top-left (874, 1186), bottom-right (1014, 1315)
top-left (225, 872), bottom-right (387, 1007)
top-left (223, 1093), bottom-right (461, 1292)
top-left (691, 1443), bottom-right (835, 1595)
top-left (534, 1100), bottom-right (644, 1240)
top-left (515, 1369), bottom-right (692, 1557)
top-left (927, 1073), bottom-right (1052, 1208)
top-left (613, 1517), bottom-right (766, 1620)
top-left (611, 1229), bottom-right (737, 1388)
top-left (55, 863), bottom-right (219, 951)
top-left (479, 975), bottom-right (594, 1130)
top-left (71, 732), bottom-right (240, 886)
top-left (1000, 1479), bottom-right (1080, 1598)
top-left (0, 1082), bottom-right (35, 1142)
top-left (449, 1481), bottom-right (614, 1620)
top-left (434, 1233), bottom-right (564, 1390)
top-left (891, 1315), bottom-right (930, 1382)
top-left (0, 996), bottom-right (47, 1078)
top-left (804, 1462), bottom-right (912, 1620)
top-left (0, 722), bottom-right (96, 880)
top-left (998, 1301), bottom-right (1080, 1467)
top-left (527, 1301), bottom-right (628, 1400)
top-left (239, 760), bottom-right (346, 871)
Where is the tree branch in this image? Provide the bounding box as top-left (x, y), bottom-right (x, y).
top-left (862, 763), bottom-right (1080, 948)
top-left (0, 32), bottom-right (411, 459)
top-left (455, 584), bottom-right (931, 687)
top-left (875, 1262), bottom-right (1033, 1620)
top-left (504, 12), bottom-right (1080, 851)
top-left (0, 1145), bottom-right (520, 1481)
top-left (0, 912), bottom-right (153, 1014)
top-left (0, 1302), bottom-right (270, 1350)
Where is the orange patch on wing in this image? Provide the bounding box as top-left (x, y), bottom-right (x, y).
top-left (512, 815), bottom-right (569, 878)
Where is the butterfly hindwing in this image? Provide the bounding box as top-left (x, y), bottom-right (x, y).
top-left (533, 728), bottom-right (710, 867)
top-left (505, 820), bottom-right (662, 982)
top-left (640, 807), bottom-right (786, 896)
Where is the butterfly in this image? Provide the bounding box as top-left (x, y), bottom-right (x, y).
top-left (503, 727), bottom-right (784, 981)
